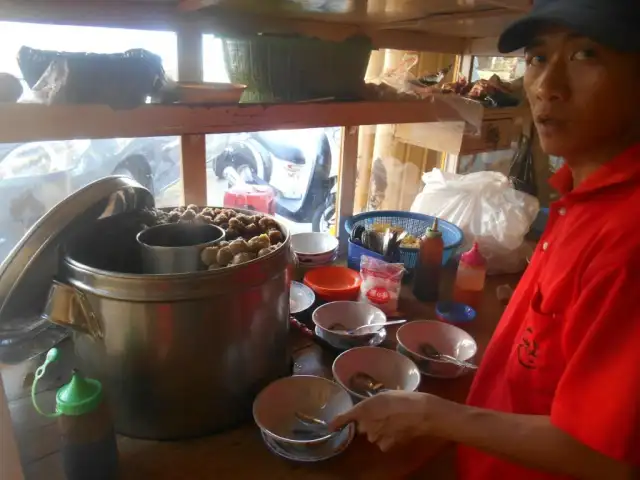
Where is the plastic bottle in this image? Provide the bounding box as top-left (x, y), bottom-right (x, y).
top-left (412, 218), bottom-right (444, 302)
top-left (32, 349), bottom-right (119, 480)
top-left (453, 242), bottom-right (487, 310)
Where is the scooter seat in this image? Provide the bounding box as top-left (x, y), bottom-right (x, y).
top-left (254, 133), bottom-right (306, 165)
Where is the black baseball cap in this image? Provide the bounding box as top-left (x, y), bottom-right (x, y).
top-left (498, 0), bottom-right (640, 53)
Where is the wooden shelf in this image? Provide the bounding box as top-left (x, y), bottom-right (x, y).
top-left (0, 98), bottom-right (488, 143)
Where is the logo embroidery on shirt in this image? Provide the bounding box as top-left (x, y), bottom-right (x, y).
top-left (516, 327), bottom-right (539, 370)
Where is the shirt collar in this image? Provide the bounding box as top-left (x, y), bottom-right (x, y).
top-left (549, 143), bottom-right (640, 196)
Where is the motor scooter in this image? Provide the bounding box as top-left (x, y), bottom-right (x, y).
top-left (212, 128), bottom-right (337, 232)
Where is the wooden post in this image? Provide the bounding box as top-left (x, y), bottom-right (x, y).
top-left (336, 126), bottom-right (359, 254)
top-left (177, 21), bottom-right (208, 206)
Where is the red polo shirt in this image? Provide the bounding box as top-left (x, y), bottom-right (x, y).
top-left (458, 143), bottom-right (640, 479)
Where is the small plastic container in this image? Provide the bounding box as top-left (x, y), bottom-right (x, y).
top-left (453, 242), bottom-right (486, 310)
top-left (435, 301), bottom-right (476, 324)
top-left (303, 266), bottom-right (361, 302)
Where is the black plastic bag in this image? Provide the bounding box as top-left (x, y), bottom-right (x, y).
top-left (18, 47), bottom-right (169, 108)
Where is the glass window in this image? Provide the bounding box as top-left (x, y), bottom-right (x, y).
top-left (471, 56), bottom-right (526, 83)
top-left (202, 34), bottom-right (230, 83)
top-left (0, 136), bottom-right (182, 262)
top-left (0, 23), bottom-right (180, 263)
top-left (205, 127), bottom-right (342, 235)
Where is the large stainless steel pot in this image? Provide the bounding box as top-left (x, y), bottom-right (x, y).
top-left (42, 212), bottom-right (293, 440)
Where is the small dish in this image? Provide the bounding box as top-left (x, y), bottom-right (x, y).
top-left (261, 421), bottom-right (355, 462)
top-left (290, 281), bottom-right (316, 315)
top-left (435, 301), bottom-right (476, 324)
top-left (332, 346), bottom-right (421, 402)
top-left (396, 320), bottom-right (478, 379)
top-left (303, 267), bottom-right (362, 302)
top-left (174, 82), bottom-right (246, 104)
top-left (312, 301), bottom-right (386, 346)
top-left (315, 326), bottom-right (386, 351)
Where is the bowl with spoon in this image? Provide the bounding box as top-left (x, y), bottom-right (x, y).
top-left (253, 375), bottom-right (354, 452)
top-left (396, 320), bottom-right (478, 379)
top-left (332, 346), bottom-right (421, 402)
top-left (313, 301), bottom-right (404, 347)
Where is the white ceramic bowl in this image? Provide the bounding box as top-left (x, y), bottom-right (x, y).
top-left (312, 301), bottom-right (387, 347)
top-left (290, 281), bottom-right (315, 314)
top-left (253, 375), bottom-right (353, 447)
top-left (332, 347), bottom-right (421, 401)
top-left (291, 233), bottom-right (339, 264)
top-left (396, 320), bottom-right (478, 379)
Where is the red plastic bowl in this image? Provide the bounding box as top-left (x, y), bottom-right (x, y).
top-left (303, 266), bottom-right (362, 302)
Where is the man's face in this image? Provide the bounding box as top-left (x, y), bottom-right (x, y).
top-left (523, 27), bottom-right (640, 159)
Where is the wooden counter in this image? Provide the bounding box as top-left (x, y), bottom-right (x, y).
top-left (2, 273), bottom-right (520, 480)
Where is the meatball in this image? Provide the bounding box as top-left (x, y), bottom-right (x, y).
top-left (225, 228), bottom-right (241, 241)
top-left (222, 209), bottom-right (237, 218)
top-left (248, 234), bottom-right (271, 253)
top-left (218, 241), bottom-right (230, 248)
top-left (214, 208), bottom-right (223, 215)
top-left (231, 252), bottom-right (256, 265)
top-left (200, 246), bottom-right (220, 266)
top-left (228, 217), bottom-right (245, 232)
top-left (217, 246), bottom-right (234, 266)
top-left (186, 204), bottom-right (199, 212)
top-left (229, 239), bottom-right (250, 255)
top-left (167, 211), bottom-right (181, 223)
top-left (194, 214), bottom-right (211, 225)
top-left (257, 247), bottom-right (271, 258)
top-left (244, 223), bottom-right (261, 237)
top-left (268, 229), bottom-right (283, 244)
top-left (208, 263), bottom-right (224, 271)
top-left (213, 213), bottom-right (228, 225)
top-left (181, 209), bottom-right (196, 221)
top-left (259, 217), bottom-right (278, 232)
top-left (236, 214), bottom-right (253, 225)
top-left (201, 208), bottom-right (215, 218)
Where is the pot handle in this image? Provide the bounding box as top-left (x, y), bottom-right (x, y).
top-left (41, 280), bottom-right (103, 340)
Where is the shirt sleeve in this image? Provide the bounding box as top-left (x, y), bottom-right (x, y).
top-left (551, 260), bottom-right (640, 466)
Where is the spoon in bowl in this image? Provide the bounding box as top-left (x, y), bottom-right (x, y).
top-left (419, 343), bottom-right (478, 370)
top-left (329, 319), bottom-right (407, 335)
top-left (349, 372), bottom-right (392, 397)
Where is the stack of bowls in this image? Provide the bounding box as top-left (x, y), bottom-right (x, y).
top-left (312, 301), bottom-right (387, 350)
top-left (396, 320), bottom-right (478, 379)
top-left (253, 375), bottom-right (355, 462)
top-left (291, 233), bottom-right (339, 267)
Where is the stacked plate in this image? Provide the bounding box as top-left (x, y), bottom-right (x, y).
top-left (291, 233), bottom-right (339, 267)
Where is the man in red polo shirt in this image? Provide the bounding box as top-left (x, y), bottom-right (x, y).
top-left (330, 0), bottom-right (640, 478)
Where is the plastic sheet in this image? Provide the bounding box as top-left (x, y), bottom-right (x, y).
top-left (367, 53), bottom-right (485, 135)
top-left (411, 169), bottom-right (539, 274)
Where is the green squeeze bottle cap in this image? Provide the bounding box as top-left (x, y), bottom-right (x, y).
top-left (425, 218), bottom-right (443, 239)
top-left (32, 348), bottom-right (103, 418)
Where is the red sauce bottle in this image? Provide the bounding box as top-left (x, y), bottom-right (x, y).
top-left (413, 218), bottom-right (444, 302)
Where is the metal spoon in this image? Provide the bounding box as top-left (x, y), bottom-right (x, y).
top-left (419, 343), bottom-right (478, 370)
top-left (348, 372), bottom-right (391, 397)
top-left (330, 319), bottom-right (406, 335)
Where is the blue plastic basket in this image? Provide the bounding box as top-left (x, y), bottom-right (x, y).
top-left (345, 210), bottom-right (464, 271)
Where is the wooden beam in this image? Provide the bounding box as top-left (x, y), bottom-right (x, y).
top-left (177, 22), bottom-right (208, 206)
top-left (0, 0), bottom-right (467, 54)
top-left (0, 99), bottom-right (487, 143)
top-left (336, 126), bottom-right (359, 254)
top-left (466, 36), bottom-right (524, 56)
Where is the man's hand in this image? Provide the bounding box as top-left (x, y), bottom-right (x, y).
top-left (329, 391), bottom-right (443, 452)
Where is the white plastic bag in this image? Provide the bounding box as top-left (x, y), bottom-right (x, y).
top-left (410, 169), bottom-right (539, 274)
top-left (359, 256), bottom-right (405, 315)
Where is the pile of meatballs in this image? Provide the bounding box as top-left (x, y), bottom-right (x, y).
top-left (143, 205), bottom-right (284, 269)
